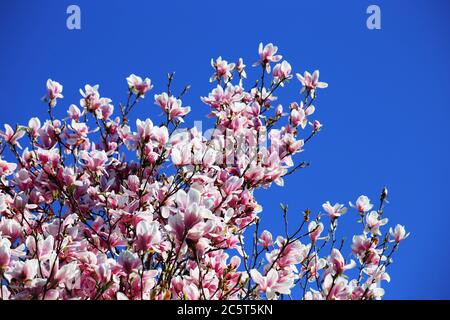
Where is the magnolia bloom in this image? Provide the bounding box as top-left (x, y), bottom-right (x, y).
top-left (126, 74), bottom-right (153, 97)
top-left (79, 150), bottom-right (109, 174)
top-left (323, 273), bottom-right (350, 300)
top-left (258, 230), bottom-right (273, 248)
top-left (296, 70), bottom-right (328, 96)
top-left (28, 117), bottom-right (41, 139)
top-left (118, 250), bottom-right (141, 274)
top-left (308, 221), bottom-right (324, 243)
top-left (275, 104), bottom-right (283, 117)
top-left (389, 224), bottom-right (410, 243)
top-left (167, 188), bottom-right (215, 241)
top-left (351, 234), bottom-right (376, 258)
top-left (310, 120), bottom-right (323, 131)
top-left (250, 269), bottom-right (294, 300)
top-left (350, 195), bottom-right (373, 213)
top-left (236, 58), bottom-right (247, 79)
top-left (272, 61), bottom-right (292, 85)
top-left (329, 249), bottom-right (356, 275)
top-left (223, 176), bottom-right (244, 195)
top-left (135, 220), bottom-right (162, 252)
top-left (254, 42), bottom-right (282, 73)
top-left (0, 124), bottom-right (25, 149)
top-left (365, 211), bottom-right (388, 236)
top-left (322, 201), bottom-right (347, 219)
top-left (67, 104), bottom-right (82, 120)
top-left (154, 93), bottom-right (191, 121)
top-left (0, 158), bottom-right (17, 176)
top-left (210, 56), bottom-right (235, 83)
top-left (54, 262), bottom-right (80, 286)
top-left (364, 265), bottom-right (391, 286)
top-left (45, 79), bottom-right (63, 106)
top-left (289, 108), bottom-right (306, 128)
top-left (0, 237), bottom-right (11, 268)
top-left (8, 259), bottom-right (39, 281)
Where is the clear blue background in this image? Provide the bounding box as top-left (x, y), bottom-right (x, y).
top-left (0, 0), bottom-right (449, 299)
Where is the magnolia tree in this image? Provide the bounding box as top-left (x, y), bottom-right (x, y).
top-left (0, 43), bottom-right (408, 300)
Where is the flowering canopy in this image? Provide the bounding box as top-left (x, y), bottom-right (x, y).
top-left (0, 43), bottom-right (407, 300)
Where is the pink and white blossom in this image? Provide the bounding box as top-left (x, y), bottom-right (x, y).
top-left (0, 44), bottom-right (407, 301)
top-left (389, 224), bottom-right (410, 243)
top-left (127, 74), bottom-right (153, 97)
top-left (322, 201), bottom-right (347, 219)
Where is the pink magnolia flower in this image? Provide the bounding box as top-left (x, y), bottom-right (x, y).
top-left (210, 57), bottom-right (235, 83)
top-left (8, 259), bottom-right (39, 282)
top-left (223, 176), bottom-right (244, 195)
top-left (68, 104), bottom-right (82, 120)
top-left (289, 108), bottom-right (305, 128)
top-left (0, 158), bottom-right (17, 176)
top-left (168, 188), bottom-right (215, 241)
top-left (258, 230), bottom-right (273, 249)
top-left (79, 150), bottom-right (109, 174)
top-left (0, 237), bottom-right (11, 269)
top-left (250, 269), bottom-right (294, 300)
top-left (154, 93), bottom-right (190, 122)
top-left (135, 220), bottom-right (162, 252)
top-left (45, 79), bottom-right (63, 106)
top-left (254, 42), bottom-right (282, 73)
top-left (351, 234), bottom-right (376, 258)
top-left (389, 224), bottom-right (410, 243)
top-left (322, 201), bottom-right (347, 219)
top-left (171, 144), bottom-right (192, 166)
top-left (365, 211), bottom-right (388, 236)
top-left (55, 262), bottom-right (80, 286)
top-left (310, 120), bottom-right (323, 131)
top-left (235, 58), bottom-right (247, 79)
top-left (329, 248), bottom-right (356, 275)
top-left (323, 273), bottom-right (350, 300)
top-left (118, 250), bottom-right (141, 274)
top-left (28, 118), bottom-right (41, 139)
top-left (272, 61), bottom-right (292, 85)
top-left (296, 70), bottom-right (328, 96)
top-left (127, 74), bottom-right (153, 97)
top-left (0, 218), bottom-right (22, 241)
top-left (308, 220), bottom-right (324, 243)
top-left (0, 124), bottom-right (25, 149)
top-left (350, 195), bottom-right (373, 213)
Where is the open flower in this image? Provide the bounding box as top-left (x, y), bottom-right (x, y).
top-left (308, 221), bottom-right (324, 243)
top-left (154, 93), bottom-right (190, 122)
top-left (389, 224), bottom-right (410, 243)
top-left (0, 158), bottom-right (17, 176)
top-left (44, 79), bottom-right (63, 107)
top-left (250, 269), bottom-right (294, 300)
top-left (136, 220), bottom-right (162, 252)
top-left (365, 211), bottom-right (388, 236)
top-left (350, 195), bottom-right (373, 213)
top-left (0, 237), bottom-right (11, 269)
top-left (322, 201), bottom-right (347, 219)
top-left (258, 230), bottom-right (273, 248)
top-left (127, 74), bottom-right (153, 97)
top-left (253, 42), bottom-right (282, 73)
top-left (210, 57), bottom-right (235, 83)
top-left (296, 70), bottom-right (328, 96)
top-left (272, 61), bottom-right (292, 85)
top-left (329, 248), bottom-right (356, 275)
top-left (0, 124), bottom-right (25, 149)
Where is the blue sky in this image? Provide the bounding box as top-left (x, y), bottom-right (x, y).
top-left (0, 0), bottom-right (449, 299)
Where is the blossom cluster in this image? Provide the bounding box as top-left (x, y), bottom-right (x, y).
top-left (0, 43), bottom-right (407, 300)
